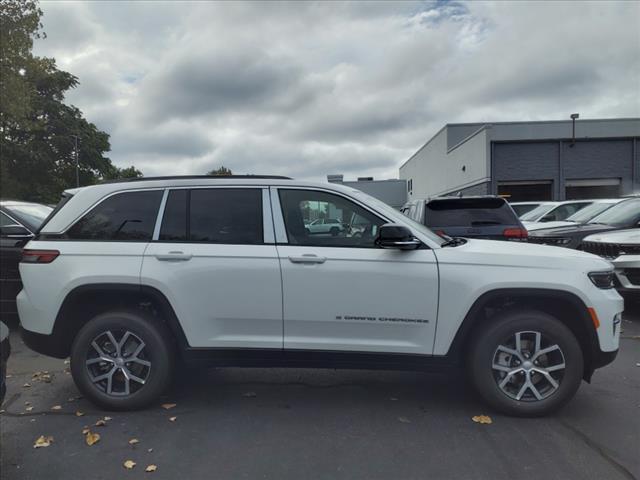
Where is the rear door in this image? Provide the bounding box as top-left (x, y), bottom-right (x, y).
top-left (0, 211), bottom-right (32, 316)
top-left (141, 187), bottom-right (282, 349)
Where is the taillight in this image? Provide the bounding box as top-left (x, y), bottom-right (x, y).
top-left (503, 228), bottom-right (528, 239)
top-left (21, 249), bottom-right (60, 264)
top-left (435, 230), bottom-right (447, 237)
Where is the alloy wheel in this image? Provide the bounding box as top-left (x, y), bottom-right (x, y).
top-left (85, 329), bottom-right (151, 396)
top-left (491, 330), bottom-right (566, 402)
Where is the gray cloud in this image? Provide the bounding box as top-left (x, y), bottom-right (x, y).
top-left (33, 0), bottom-right (640, 180)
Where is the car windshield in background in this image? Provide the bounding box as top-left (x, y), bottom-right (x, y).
top-left (519, 203), bottom-right (555, 221)
top-left (5, 203), bottom-right (52, 231)
top-left (588, 199), bottom-right (640, 226)
top-left (425, 198), bottom-right (517, 227)
top-left (511, 204), bottom-right (539, 216)
top-left (566, 202), bottom-right (618, 223)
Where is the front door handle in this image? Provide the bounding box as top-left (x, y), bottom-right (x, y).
top-left (288, 254), bottom-right (327, 264)
top-left (155, 251), bottom-right (192, 262)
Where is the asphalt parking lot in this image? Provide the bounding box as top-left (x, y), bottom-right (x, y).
top-left (1, 315), bottom-right (638, 480)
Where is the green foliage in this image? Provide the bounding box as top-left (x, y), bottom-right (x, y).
top-left (0, 0), bottom-right (140, 203)
top-left (207, 165), bottom-right (232, 176)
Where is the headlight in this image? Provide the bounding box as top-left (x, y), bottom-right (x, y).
top-left (588, 271), bottom-right (615, 289)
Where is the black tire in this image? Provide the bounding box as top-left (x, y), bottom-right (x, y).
top-left (70, 310), bottom-right (175, 411)
top-left (468, 309), bottom-right (583, 417)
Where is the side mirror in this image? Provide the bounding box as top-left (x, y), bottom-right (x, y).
top-left (375, 223), bottom-right (421, 250)
top-left (0, 224), bottom-right (33, 239)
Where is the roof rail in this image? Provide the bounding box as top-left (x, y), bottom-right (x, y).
top-left (101, 174), bottom-right (292, 184)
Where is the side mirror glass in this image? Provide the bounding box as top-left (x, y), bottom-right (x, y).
top-left (0, 224), bottom-right (33, 238)
top-left (375, 223), bottom-right (421, 250)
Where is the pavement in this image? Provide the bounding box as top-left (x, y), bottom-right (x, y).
top-left (1, 315), bottom-right (638, 480)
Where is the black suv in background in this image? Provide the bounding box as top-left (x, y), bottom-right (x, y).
top-left (401, 196), bottom-right (527, 240)
top-left (0, 200), bottom-right (52, 325)
top-left (528, 197), bottom-right (640, 249)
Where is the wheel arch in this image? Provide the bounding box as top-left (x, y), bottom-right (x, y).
top-left (447, 288), bottom-right (600, 381)
top-left (24, 284), bottom-right (189, 359)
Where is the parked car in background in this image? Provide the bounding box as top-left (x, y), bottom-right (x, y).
top-left (580, 229), bottom-right (640, 302)
top-left (519, 200), bottom-right (592, 223)
top-left (1, 321), bottom-right (9, 403)
top-left (510, 201), bottom-right (549, 217)
top-left (529, 197), bottom-right (640, 249)
top-left (524, 199), bottom-right (625, 232)
top-left (402, 196), bottom-right (527, 240)
top-left (304, 218), bottom-right (345, 236)
top-left (16, 176), bottom-right (621, 416)
top-left (0, 201), bottom-right (53, 324)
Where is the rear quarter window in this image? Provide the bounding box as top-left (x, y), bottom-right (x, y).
top-left (66, 190), bottom-right (163, 241)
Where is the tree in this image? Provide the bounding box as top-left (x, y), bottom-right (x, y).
top-left (207, 166), bottom-right (232, 176)
top-left (0, 0), bottom-right (140, 202)
top-left (104, 165), bottom-right (143, 180)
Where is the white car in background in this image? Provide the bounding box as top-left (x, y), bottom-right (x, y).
top-left (524, 199), bottom-right (626, 232)
top-left (581, 229), bottom-right (640, 300)
top-left (519, 200), bottom-right (593, 223)
top-left (305, 218), bottom-right (345, 236)
top-left (510, 202), bottom-right (546, 217)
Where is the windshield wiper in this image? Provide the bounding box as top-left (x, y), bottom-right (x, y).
top-left (471, 220), bottom-right (502, 226)
top-left (441, 237), bottom-right (467, 247)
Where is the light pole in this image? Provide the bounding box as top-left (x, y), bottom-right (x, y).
top-left (570, 113), bottom-right (579, 148)
top-left (70, 135), bottom-right (80, 187)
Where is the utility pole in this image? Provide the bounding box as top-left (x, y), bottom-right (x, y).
top-left (70, 135), bottom-right (80, 187)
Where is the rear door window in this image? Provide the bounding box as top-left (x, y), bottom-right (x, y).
top-left (159, 188), bottom-right (263, 244)
top-left (425, 198), bottom-right (518, 227)
top-left (66, 190), bottom-right (163, 241)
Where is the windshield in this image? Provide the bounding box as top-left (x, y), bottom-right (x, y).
top-left (588, 199), bottom-right (640, 226)
top-left (4, 203), bottom-right (53, 231)
top-left (566, 201), bottom-right (618, 223)
top-left (519, 203), bottom-right (556, 221)
top-left (425, 198), bottom-right (518, 227)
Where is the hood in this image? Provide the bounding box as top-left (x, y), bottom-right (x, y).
top-left (583, 228), bottom-right (640, 244)
top-left (529, 223), bottom-right (616, 237)
top-left (435, 238), bottom-right (612, 271)
top-left (523, 220), bottom-right (576, 232)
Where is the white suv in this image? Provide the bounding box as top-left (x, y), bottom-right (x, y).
top-left (17, 176), bottom-right (622, 416)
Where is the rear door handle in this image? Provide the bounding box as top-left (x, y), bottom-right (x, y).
top-left (155, 251), bottom-right (192, 262)
top-left (288, 254), bottom-right (326, 264)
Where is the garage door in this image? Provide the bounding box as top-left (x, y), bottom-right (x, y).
top-left (565, 178), bottom-right (621, 199)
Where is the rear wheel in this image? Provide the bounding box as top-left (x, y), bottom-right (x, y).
top-left (70, 310), bottom-right (175, 410)
top-left (468, 310), bottom-right (583, 417)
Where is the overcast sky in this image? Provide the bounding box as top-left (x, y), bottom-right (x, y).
top-left (34, 0), bottom-right (640, 180)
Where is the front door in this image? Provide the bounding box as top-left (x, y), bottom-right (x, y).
top-left (273, 187), bottom-right (439, 355)
top-left (141, 187), bottom-right (283, 349)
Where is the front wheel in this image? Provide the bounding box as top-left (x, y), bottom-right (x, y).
top-left (70, 310), bottom-right (175, 410)
top-left (468, 310), bottom-right (584, 417)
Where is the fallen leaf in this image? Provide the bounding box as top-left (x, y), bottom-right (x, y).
top-left (145, 465), bottom-right (157, 473)
top-left (242, 392), bottom-right (257, 398)
top-left (390, 397), bottom-right (398, 401)
top-left (85, 431), bottom-right (100, 446)
top-left (94, 420), bottom-right (106, 427)
top-left (0, 409), bottom-right (5, 414)
top-left (168, 416), bottom-right (177, 422)
top-left (161, 403), bottom-right (176, 410)
top-left (398, 416), bottom-right (411, 424)
top-left (147, 448), bottom-right (153, 453)
top-left (123, 460), bottom-right (136, 470)
top-left (472, 415), bottom-right (493, 425)
top-left (33, 435), bottom-right (53, 448)
top-left (103, 416), bottom-right (112, 421)
top-left (75, 411), bottom-right (85, 417)
top-left (82, 427), bottom-right (90, 435)
top-left (26, 406), bottom-right (34, 412)
top-left (128, 438), bottom-right (140, 445)
top-left (23, 383), bottom-right (31, 388)
top-left (50, 405), bottom-right (62, 411)
top-left (64, 359), bottom-right (70, 365)
top-left (25, 401), bottom-right (31, 405)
